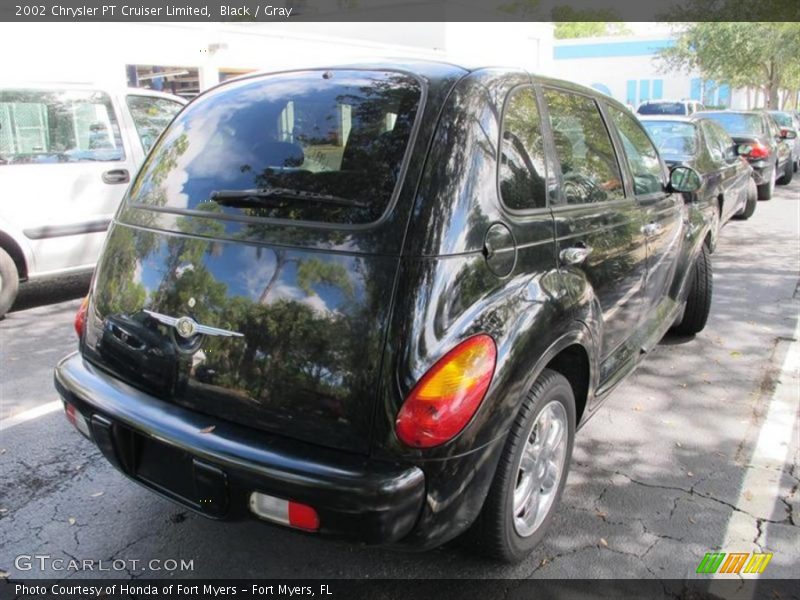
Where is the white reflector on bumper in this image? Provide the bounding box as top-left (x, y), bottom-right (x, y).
top-left (64, 401), bottom-right (91, 439)
top-left (249, 492), bottom-right (319, 531)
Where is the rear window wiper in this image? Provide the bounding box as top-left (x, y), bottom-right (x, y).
top-left (210, 187), bottom-right (368, 208)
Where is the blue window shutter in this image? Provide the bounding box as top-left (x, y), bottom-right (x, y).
top-left (639, 80), bottom-right (650, 102)
top-left (652, 79), bottom-right (664, 100)
top-left (718, 84), bottom-right (731, 107)
top-left (626, 80), bottom-right (637, 105)
top-left (690, 78), bottom-right (702, 101)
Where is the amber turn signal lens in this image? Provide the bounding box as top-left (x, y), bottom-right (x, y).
top-left (396, 334), bottom-right (497, 448)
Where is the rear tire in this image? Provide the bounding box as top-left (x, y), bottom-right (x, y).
top-left (672, 244), bottom-right (712, 336)
top-left (0, 247), bottom-right (19, 319)
top-left (467, 369), bottom-right (575, 563)
top-left (778, 159), bottom-right (793, 185)
top-left (735, 180), bottom-right (757, 220)
top-left (757, 165), bottom-right (776, 200)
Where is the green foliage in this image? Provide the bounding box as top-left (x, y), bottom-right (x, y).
top-left (657, 21), bottom-right (800, 108)
top-left (551, 10), bottom-right (630, 39)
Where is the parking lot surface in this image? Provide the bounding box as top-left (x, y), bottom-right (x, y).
top-left (1, 180), bottom-right (798, 580)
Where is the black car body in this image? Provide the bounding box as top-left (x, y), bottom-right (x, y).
top-left (768, 110), bottom-right (800, 173)
top-left (640, 116), bottom-right (755, 232)
top-left (55, 62), bottom-right (715, 561)
top-left (697, 110), bottom-right (795, 199)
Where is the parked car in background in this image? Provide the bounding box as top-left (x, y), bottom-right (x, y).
top-left (641, 116), bottom-right (756, 230)
top-left (56, 63), bottom-right (714, 563)
top-left (637, 99), bottom-right (705, 117)
top-left (767, 110), bottom-right (800, 173)
top-left (697, 110), bottom-right (795, 200)
top-left (0, 84), bottom-right (186, 317)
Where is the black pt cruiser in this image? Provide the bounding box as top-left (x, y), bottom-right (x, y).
top-left (55, 61), bottom-right (713, 562)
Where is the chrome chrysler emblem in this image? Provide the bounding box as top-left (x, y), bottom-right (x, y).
top-left (144, 310), bottom-right (243, 338)
top-left (175, 316), bottom-right (197, 339)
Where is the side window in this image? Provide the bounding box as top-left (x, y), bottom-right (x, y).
top-left (126, 95), bottom-right (183, 153)
top-left (0, 89), bottom-right (124, 164)
top-left (499, 86), bottom-right (547, 210)
top-left (706, 122), bottom-right (736, 161)
top-left (608, 107), bottom-right (664, 195)
top-left (543, 88), bottom-right (624, 205)
top-left (701, 122), bottom-right (726, 162)
top-left (765, 116), bottom-right (779, 139)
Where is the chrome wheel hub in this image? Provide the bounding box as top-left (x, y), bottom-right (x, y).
top-left (512, 401), bottom-right (568, 538)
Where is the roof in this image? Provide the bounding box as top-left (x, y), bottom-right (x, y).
top-left (0, 82), bottom-right (186, 103)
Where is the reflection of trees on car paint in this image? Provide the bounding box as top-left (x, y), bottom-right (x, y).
top-left (543, 88), bottom-right (624, 204)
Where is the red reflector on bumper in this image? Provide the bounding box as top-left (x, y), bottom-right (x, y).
top-left (288, 501), bottom-right (320, 531)
top-left (63, 401), bottom-right (91, 439)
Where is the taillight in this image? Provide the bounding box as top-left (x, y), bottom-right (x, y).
top-left (396, 334), bottom-right (497, 448)
top-left (74, 295), bottom-right (90, 338)
top-left (745, 143), bottom-right (770, 160)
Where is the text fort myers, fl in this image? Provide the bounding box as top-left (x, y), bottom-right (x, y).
top-left (16, 584), bottom-right (333, 596)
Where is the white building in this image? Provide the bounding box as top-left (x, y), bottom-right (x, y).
top-left (0, 22), bottom-right (554, 94)
top-left (552, 32), bottom-right (750, 110)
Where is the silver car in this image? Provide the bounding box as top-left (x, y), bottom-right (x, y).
top-left (0, 83), bottom-right (185, 317)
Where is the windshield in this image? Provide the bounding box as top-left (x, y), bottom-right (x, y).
top-left (128, 70), bottom-right (421, 225)
top-left (704, 113), bottom-right (764, 136)
top-left (640, 121), bottom-right (697, 158)
top-left (637, 102), bottom-right (687, 116)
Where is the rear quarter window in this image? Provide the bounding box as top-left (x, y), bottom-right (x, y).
top-left (128, 70), bottom-right (422, 226)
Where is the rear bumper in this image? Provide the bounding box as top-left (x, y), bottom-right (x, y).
top-left (54, 352), bottom-right (425, 545)
top-left (749, 161), bottom-right (771, 185)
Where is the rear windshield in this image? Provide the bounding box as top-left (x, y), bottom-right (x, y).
top-left (641, 120), bottom-right (697, 157)
top-left (637, 102), bottom-right (687, 116)
top-left (128, 70), bottom-right (421, 226)
top-left (704, 113), bottom-right (764, 136)
top-left (769, 112), bottom-right (792, 127)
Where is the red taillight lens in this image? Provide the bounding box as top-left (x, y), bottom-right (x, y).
top-left (396, 334), bottom-right (497, 448)
top-left (64, 402), bottom-right (78, 427)
top-left (288, 501), bottom-right (320, 531)
top-left (74, 295), bottom-right (90, 339)
top-left (746, 143), bottom-right (770, 160)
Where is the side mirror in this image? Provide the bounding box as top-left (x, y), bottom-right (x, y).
top-left (780, 128), bottom-right (798, 140)
top-left (668, 166), bottom-right (702, 193)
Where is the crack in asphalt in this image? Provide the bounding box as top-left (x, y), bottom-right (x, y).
top-left (610, 469), bottom-right (798, 528)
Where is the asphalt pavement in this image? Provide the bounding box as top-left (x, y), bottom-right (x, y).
top-left (1, 180), bottom-right (798, 580)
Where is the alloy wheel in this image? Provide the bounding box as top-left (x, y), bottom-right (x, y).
top-left (512, 400), bottom-right (569, 537)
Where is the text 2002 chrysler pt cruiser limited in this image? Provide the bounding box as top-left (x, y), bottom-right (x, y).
top-left (55, 62), bottom-right (713, 562)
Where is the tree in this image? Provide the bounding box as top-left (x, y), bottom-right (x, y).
top-left (657, 22), bottom-right (800, 109)
top-left (550, 8), bottom-right (630, 39)
top-left (498, 1), bottom-right (630, 37)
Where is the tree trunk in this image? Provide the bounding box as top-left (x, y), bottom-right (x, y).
top-left (767, 60), bottom-right (780, 109)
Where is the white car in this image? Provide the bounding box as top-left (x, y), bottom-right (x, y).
top-left (0, 84), bottom-right (186, 317)
top-left (637, 99), bottom-right (705, 117)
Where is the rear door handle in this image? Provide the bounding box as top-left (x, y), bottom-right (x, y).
top-left (560, 245), bottom-right (592, 266)
top-left (102, 169), bottom-right (130, 185)
top-left (642, 222), bottom-right (662, 238)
